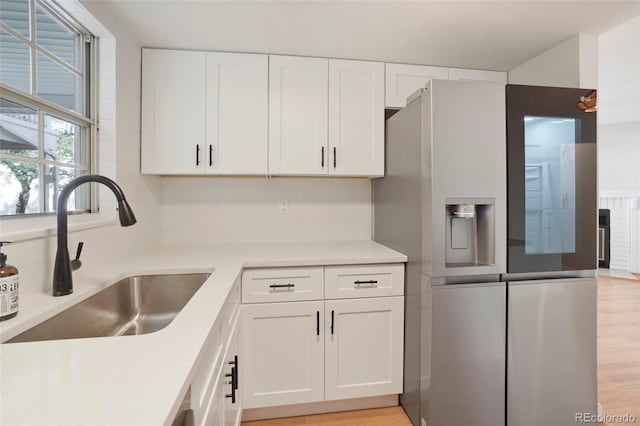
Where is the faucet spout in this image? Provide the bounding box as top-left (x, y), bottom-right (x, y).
top-left (53, 175), bottom-right (137, 296)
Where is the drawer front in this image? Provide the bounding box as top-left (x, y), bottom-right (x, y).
top-left (242, 267), bottom-right (324, 303)
top-left (324, 263), bottom-right (404, 299)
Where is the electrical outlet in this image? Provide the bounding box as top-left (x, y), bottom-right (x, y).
top-left (278, 199), bottom-right (289, 214)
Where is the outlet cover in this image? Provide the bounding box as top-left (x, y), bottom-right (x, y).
top-left (278, 199), bottom-right (289, 214)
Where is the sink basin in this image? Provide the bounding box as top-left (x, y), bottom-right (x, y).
top-left (7, 273), bottom-right (211, 343)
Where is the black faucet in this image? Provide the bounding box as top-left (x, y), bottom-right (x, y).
top-left (53, 175), bottom-right (137, 296)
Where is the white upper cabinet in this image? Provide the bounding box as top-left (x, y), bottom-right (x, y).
top-left (268, 55), bottom-right (329, 175)
top-left (448, 67), bottom-right (508, 84)
top-left (385, 63), bottom-right (507, 108)
top-left (385, 63), bottom-right (449, 108)
top-left (206, 52), bottom-right (268, 175)
top-left (329, 59), bottom-right (385, 177)
top-left (141, 49), bottom-right (206, 174)
top-left (142, 49), bottom-right (268, 175)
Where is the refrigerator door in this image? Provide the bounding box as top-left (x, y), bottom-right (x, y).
top-left (430, 282), bottom-right (506, 426)
top-left (507, 278), bottom-right (597, 426)
top-left (506, 85), bottom-right (597, 273)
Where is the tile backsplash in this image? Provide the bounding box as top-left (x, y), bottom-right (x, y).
top-left (160, 177), bottom-right (372, 244)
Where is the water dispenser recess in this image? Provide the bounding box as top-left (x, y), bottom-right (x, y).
top-left (445, 199), bottom-right (496, 268)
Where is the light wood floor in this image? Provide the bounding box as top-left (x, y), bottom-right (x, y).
top-left (597, 275), bottom-right (640, 425)
top-left (242, 406), bottom-right (411, 425)
top-left (243, 275), bottom-right (640, 426)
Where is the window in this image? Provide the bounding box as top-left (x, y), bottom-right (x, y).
top-left (0, 0), bottom-right (94, 216)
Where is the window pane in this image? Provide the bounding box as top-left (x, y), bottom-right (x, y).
top-left (43, 164), bottom-right (86, 212)
top-left (0, 0), bottom-right (30, 38)
top-left (0, 29), bottom-right (30, 93)
top-left (0, 159), bottom-right (39, 215)
top-left (36, 51), bottom-right (81, 112)
top-left (35, 1), bottom-right (81, 69)
top-left (44, 115), bottom-right (86, 165)
top-left (0, 98), bottom-right (38, 158)
top-left (524, 116), bottom-right (576, 255)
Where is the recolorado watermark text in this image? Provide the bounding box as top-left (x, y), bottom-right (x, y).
top-left (576, 412), bottom-right (637, 423)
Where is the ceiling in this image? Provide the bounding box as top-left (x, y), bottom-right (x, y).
top-left (92, 1), bottom-right (640, 71)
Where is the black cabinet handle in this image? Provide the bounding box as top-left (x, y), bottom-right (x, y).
top-left (233, 355), bottom-right (239, 391)
top-left (225, 365), bottom-right (236, 403)
top-left (331, 310), bottom-right (335, 335)
top-left (333, 147), bottom-right (337, 168)
top-left (225, 355), bottom-right (239, 403)
top-left (354, 280), bottom-right (378, 286)
top-left (195, 144), bottom-right (200, 166)
top-left (269, 283), bottom-right (295, 290)
top-left (316, 311), bottom-right (320, 336)
top-left (209, 145), bottom-right (213, 166)
top-left (321, 146), bottom-right (325, 168)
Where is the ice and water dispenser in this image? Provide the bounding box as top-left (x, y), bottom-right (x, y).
top-left (444, 198), bottom-right (496, 268)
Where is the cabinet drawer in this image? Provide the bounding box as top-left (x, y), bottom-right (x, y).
top-left (242, 267), bottom-right (324, 303)
top-left (324, 264), bottom-right (404, 299)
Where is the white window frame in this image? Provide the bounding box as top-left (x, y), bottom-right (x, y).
top-left (0, 0), bottom-right (116, 242)
top-left (0, 0), bottom-right (98, 217)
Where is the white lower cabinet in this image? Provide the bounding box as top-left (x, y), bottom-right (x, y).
top-left (241, 263), bottom-right (405, 413)
top-left (223, 324), bottom-right (242, 426)
top-left (203, 375), bottom-right (224, 426)
top-left (324, 297), bottom-right (404, 400)
top-left (241, 301), bottom-right (325, 409)
top-left (190, 279), bottom-right (242, 426)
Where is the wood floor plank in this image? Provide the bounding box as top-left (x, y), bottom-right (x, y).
top-left (597, 275), bottom-right (640, 426)
top-left (242, 406), bottom-right (411, 425)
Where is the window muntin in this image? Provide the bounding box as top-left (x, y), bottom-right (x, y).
top-left (0, 0), bottom-right (93, 217)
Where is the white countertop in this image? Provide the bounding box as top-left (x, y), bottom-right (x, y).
top-left (0, 241), bottom-right (406, 426)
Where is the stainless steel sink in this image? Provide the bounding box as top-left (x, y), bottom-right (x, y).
top-left (7, 273), bottom-right (211, 343)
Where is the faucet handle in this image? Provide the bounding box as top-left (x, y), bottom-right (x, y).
top-left (71, 242), bottom-right (84, 271)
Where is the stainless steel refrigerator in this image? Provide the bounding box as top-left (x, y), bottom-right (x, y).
top-left (373, 80), bottom-right (597, 426)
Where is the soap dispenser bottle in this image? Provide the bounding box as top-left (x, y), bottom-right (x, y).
top-left (0, 241), bottom-right (19, 321)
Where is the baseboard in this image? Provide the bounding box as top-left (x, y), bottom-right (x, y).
top-left (241, 394), bottom-right (399, 422)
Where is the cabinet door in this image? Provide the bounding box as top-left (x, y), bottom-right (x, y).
top-left (141, 49), bottom-right (206, 174)
top-left (448, 67), bottom-right (507, 84)
top-left (385, 63), bottom-right (449, 108)
top-left (328, 59), bottom-right (384, 177)
top-left (242, 301), bottom-right (324, 408)
top-left (431, 282), bottom-right (506, 426)
top-left (223, 321), bottom-right (241, 426)
top-left (508, 278), bottom-right (597, 426)
top-left (203, 374), bottom-right (224, 426)
top-left (324, 296), bottom-right (403, 400)
top-left (206, 52), bottom-right (268, 175)
top-left (269, 55), bottom-right (328, 175)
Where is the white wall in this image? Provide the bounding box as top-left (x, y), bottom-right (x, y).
top-left (508, 34), bottom-right (598, 89)
top-left (598, 16), bottom-right (640, 273)
top-left (0, 1), bottom-right (162, 300)
top-left (160, 177), bottom-right (371, 245)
